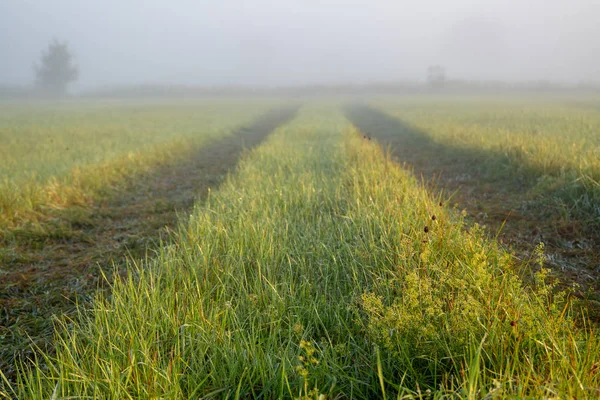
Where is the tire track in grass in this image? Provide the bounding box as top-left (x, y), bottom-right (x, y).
top-left (344, 104), bottom-right (600, 316)
top-left (0, 104), bottom-right (299, 384)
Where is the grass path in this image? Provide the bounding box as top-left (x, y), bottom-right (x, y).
top-left (345, 104), bottom-right (600, 314)
top-left (0, 106), bottom-right (298, 385)
top-left (5, 105), bottom-right (599, 398)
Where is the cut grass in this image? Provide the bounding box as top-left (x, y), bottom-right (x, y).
top-left (4, 104), bottom-right (599, 398)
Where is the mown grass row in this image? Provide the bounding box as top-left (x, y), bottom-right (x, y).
top-left (3, 105), bottom-right (599, 398)
top-left (372, 97), bottom-right (600, 225)
top-left (0, 104), bottom-right (296, 386)
top-left (0, 100), bottom-right (273, 229)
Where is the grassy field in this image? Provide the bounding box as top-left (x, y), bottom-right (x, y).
top-left (0, 100), bottom-right (293, 386)
top-left (0, 100), bottom-right (275, 228)
top-left (2, 101), bottom-right (600, 398)
top-left (0, 98), bottom-right (600, 399)
top-left (370, 97), bottom-right (600, 225)
top-left (346, 97), bottom-right (600, 307)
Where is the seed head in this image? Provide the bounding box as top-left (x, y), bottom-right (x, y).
top-left (439, 201), bottom-right (443, 207)
top-left (424, 226), bottom-right (429, 233)
top-left (431, 215), bottom-right (437, 221)
top-left (510, 320), bottom-right (517, 327)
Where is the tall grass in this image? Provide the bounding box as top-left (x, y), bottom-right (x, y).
top-left (4, 105), bottom-right (599, 398)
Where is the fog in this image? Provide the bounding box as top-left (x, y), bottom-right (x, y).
top-left (1, 0), bottom-right (599, 90)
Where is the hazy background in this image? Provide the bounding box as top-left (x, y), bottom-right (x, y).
top-left (1, 0), bottom-right (599, 90)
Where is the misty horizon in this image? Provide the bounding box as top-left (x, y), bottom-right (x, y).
top-left (2, 0), bottom-right (600, 91)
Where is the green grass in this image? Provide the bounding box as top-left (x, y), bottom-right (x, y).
top-left (4, 104), bottom-right (599, 398)
top-left (371, 96), bottom-right (600, 225)
top-left (0, 100), bottom-right (271, 184)
top-left (0, 99), bottom-right (274, 227)
top-left (0, 102), bottom-right (294, 386)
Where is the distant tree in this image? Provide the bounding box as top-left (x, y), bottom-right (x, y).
top-left (427, 65), bottom-right (446, 88)
top-left (34, 39), bottom-right (78, 95)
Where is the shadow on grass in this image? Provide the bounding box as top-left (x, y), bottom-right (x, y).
top-left (344, 104), bottom-right (600, 224)
top-left (344, 104), bottom-right (600, 313)
top-left (344, 104), bottom-right (540, 194)
top-left (0, 104), bottom-right (299, 384)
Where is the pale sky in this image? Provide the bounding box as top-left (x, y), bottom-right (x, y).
top-left (1, 0), bottom-right (599, 89)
